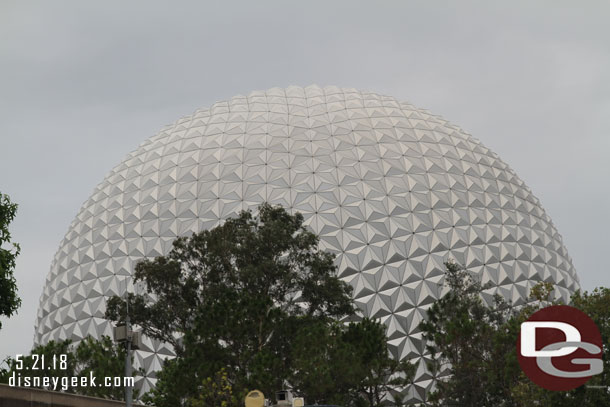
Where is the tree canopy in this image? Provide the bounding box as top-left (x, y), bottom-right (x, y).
top-left (106, 203), bottom-right (413, 406)
top-left (420, 261), bottom-right (610, 407)
top-left (0, 192), bottom-right (21, 329)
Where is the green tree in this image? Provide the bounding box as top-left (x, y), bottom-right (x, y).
top-left (420, 261), bottom-right (610, 407)
top-left (288, 317), bottom-right (415, 406)
top-left (511, 287), bottom-right (610, 407)
top-left (340, 318), bottom-right (415, 406)
top-left (106, 203), bottom-right (413, 406)
top-left (0, 192), bottom-right (21, 329)
top-left (74, 335), bottom-right (137, 400)
top-left (188, 368), bottom-right (239, 407)
top-left (106, 203), bottom-right (355, 405)
top-left (288, 319), bottom-right (344, 404)
top-left (0, 335), bottom-right (137, 400)
top-left (571, 287), bottom-right (610, 391)
top-left (419, 260), bottom-right (521, 407)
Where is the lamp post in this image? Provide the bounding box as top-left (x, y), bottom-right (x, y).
top-left (113, 295), bottom-right (140, 407)
top-left (124, 300), bottom-right (132, 407)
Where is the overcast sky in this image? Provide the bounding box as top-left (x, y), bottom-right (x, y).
top-left (1, 1), bottom-right (609, 362)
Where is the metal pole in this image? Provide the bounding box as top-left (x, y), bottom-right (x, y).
top-left (125, 299), bottom-right (133, 407)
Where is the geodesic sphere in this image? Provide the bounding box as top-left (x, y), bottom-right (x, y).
top-left (34, 86), bottom-right (579, 402)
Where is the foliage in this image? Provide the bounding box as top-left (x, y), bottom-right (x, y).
top-left (341, 317), bottom-right (415, 406)
top-left (288, 319), bottom-right (342, 404)
top-left (0, 335), bottom-right (137, 400)
top-left (571, 287), bottom-right (610, 383)
top-left (106, 203), bottom-right (412, 406)
top-left (419, 260), bottom-right (518, 406)
top-left (0, 192), bottom-right (21, 329)
top-left (420, 260), bottom-right (610, 407)
top-left (289, 317), bottom-right (414, 406)
top-left (188, 368), bottom-right (239, 407)
top-left (74, 335), bottom-right (137, 399)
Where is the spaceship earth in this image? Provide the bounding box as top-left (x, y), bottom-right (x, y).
top-left (34, 85), bottom-right (579, 402)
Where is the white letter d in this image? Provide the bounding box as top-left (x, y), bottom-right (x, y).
top-left (521, 321), bottom-right (580, 357)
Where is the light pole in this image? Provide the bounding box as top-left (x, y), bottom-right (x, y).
top-left (124, 299), bottom-right (133, 407)
top-left (113, 295), bottom-right (140, 407)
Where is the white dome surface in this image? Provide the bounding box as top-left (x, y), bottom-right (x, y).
top-left (34, 85), bottom-right (579, 402)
